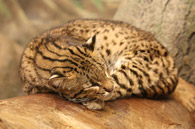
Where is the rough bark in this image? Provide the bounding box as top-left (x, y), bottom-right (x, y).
top-left (0, 78), bottom-right (194, 129)
top-left (114, 0), bottom-right (195, 85)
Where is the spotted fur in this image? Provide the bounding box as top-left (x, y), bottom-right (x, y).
top-left (20, 19), bottom-right (178, 110)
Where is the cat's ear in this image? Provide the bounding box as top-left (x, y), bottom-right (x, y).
top-left (83, 35), bottom-right (97, 51)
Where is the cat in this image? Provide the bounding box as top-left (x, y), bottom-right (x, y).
top-left (20, 19), bottom-right (178, 110)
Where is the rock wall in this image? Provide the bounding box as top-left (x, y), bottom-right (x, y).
top-left (114, 0), bottom-right (195, 85)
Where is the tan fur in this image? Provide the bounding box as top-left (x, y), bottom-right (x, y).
top-left (20, 19), bottom-right (178, 110)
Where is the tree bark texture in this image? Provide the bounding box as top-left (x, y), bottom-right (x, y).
top-left (0, 78), bottom-right (194, 129)
top-left (114, 0), bottom-right (195, 85)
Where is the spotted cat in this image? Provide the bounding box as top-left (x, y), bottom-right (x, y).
top-left (20, 19), bottom-right (178, 110)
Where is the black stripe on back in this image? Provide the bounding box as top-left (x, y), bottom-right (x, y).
top-left (156, 83), bottom-right (165, 97)
top-left (24, 55), bottom-right (51, 72)
top-left (67, 48), bottom-right (84, 60)
top-left (129, 68), bottom-right (139, 77)
top-left (52, 66), bottom-right (73, 70)
top-left (112, 74), bottom-right (127, 89)
top-left (76, 46), bottom-right (102, 66)
top-left (76, 46), bottom-right (90, 57)
top-left (161, 79), bottom-right (169, 95)
top-left (138, 86), bottom-right (148, 97)
top-left (51, 41), bottom-right (64, 49)
top-left (44, 43), bottom-right (67, 57)
top-left (24, 54), bottom-right (34, 61)
top-left (163, 80), bottom-right (171, 94)
top-left (35, 62), bottom-right (51, 72)
top-left (37, 50), bottom-right (78, 66)
top-left (118, 70), bottom-right (134, 86)
top-left (150, 85), bottom-right (158, 98)
top-left (132, 65), bottom-right (151, 83)
top-left (132, 65), bottom-right (149, 77)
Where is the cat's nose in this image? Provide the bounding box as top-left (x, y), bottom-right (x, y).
top-left (104, 86), bottom-right (113, 92)
top-left (103, 80), bottom-right (114, 92)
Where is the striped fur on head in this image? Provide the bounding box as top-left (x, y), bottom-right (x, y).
top-left (47, 35), bottom-right (114, 102)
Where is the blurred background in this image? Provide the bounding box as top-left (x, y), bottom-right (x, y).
top-left (0, 0), bottom-right (120, 99)
top-left (0, 0), bottom-right (194, 99)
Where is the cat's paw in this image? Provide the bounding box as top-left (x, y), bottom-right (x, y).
top-left (82, 99), bottom-right (105, 110)
top-left (23, 83), bottom-right (40, 94)
top-left (23, 83), bottom-right (53, 95)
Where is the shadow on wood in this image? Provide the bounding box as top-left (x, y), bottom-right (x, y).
top-left (0, 78), bottom-right (194, 129)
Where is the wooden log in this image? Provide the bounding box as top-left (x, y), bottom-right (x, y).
top-left (0, 78), bottom-right (194, 129)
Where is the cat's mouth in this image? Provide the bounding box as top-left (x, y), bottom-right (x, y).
top-left (93, 87), bottom-right (113, 101)
top-left (100, 91), bottom-right (113, 100)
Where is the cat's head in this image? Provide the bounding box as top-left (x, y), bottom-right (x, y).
top-left (48, 35), bottom-right (114, 102)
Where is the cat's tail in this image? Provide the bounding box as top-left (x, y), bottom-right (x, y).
top-left (109, 51), bottom-right (178, 100)
top-left (137, 54), bottom-right (178, 99)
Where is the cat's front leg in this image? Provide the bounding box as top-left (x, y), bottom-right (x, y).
top-left (23, 83), bottom-right (53, 95)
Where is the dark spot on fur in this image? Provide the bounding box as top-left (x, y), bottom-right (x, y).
top-left (112, 40), bottom-right (117, 45)
top-left (108, 60), bottom-right (111, 64)
top-left (100, 45), bottom-right (104, 49)
top-left (154, 45), bottom-right (158, 48)
top-left (80, 29), bottom-right (84, 33)
top-left (144, 57), bottom-right (149, 62)
top-left (127, 88), bottom-right (132, 92)
top-left (157, 50), bottom-right (160, 55)
top-left (154, 61), bottom-right (159, 65)
top-left (146, 64), bottom-right (151, 70)
top-left (159, 72), bottom-right (163, 78)
top-left (124, 46), bottom-right (128, 50)
top-left (115, 33), bottom-right (119, 38)
top-left (120, 42), bottom-right (124, 46)
top-left (117, 90), bottom-right (122, 97)
top-left (104, 36), bottom-right (107, 40)
top-left (121, 65), bottom-right (126, 69)
top-left (150, 55), bottom-right (153, 61)
top-left (164, 51), bottom-right (168, 57)
top-left (103, 29), bottom-right (109, 33)
top-left (153, 69), bottom-right (158, 74)
top-left (106, 49), bottom-right (111, 56)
